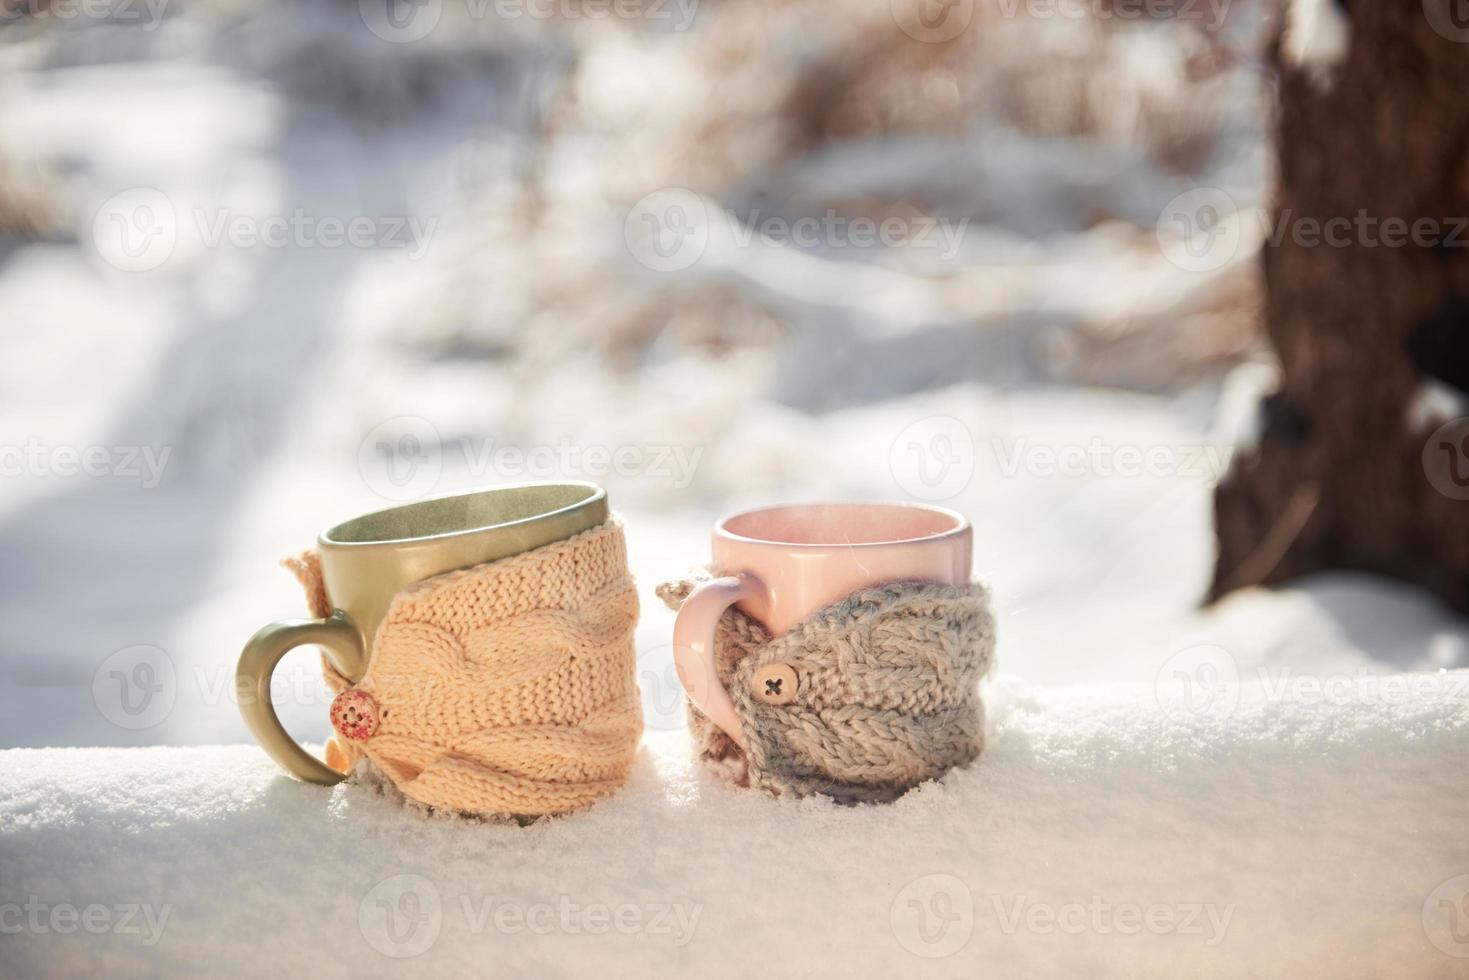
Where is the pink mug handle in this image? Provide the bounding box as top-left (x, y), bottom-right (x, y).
top-left (672, 573), bottom-right (769, 749)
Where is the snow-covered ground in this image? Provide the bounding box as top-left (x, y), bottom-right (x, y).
top-left (1, 0), bottom-right (1467, 974)
top-left (5, 682), bottom-right (1468, 978)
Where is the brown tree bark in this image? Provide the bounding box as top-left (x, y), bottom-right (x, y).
top-left (1210, 1), bottom-right (1469, 611)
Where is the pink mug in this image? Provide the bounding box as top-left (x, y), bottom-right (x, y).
top-left (672, 501), bottom-right (972, 748)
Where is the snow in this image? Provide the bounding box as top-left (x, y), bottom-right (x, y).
top-left (1, 0), bottom-right (1467, 974)
top-left (3, 678), bottom-right (1467, 977)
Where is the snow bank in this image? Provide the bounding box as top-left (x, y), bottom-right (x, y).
top-left (3, 676), bottom-right (1467, 977)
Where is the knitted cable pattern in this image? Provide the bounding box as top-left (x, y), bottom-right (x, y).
top-left (286, 520), bottom-right (642, 817)
top-left (657, 577), bottom-right (995, 803)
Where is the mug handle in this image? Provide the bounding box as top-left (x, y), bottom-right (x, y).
top-left (237, 612), bottom-right (365, 785)
top-left (671, 573), bottom-right (768, 750)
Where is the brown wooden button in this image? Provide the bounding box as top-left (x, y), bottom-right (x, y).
top-left (751, 663), bottom-right (798, 705)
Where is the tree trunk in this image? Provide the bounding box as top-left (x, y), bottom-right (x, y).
top-left (1210, 1), bottom-right (1469, 611)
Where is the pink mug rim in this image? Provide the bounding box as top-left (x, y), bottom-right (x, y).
top-left (713, 500), bottom-right (970, 550)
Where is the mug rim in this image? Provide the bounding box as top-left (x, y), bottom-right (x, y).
top-left (318, 481), bottom-right (606, 550)
top-left (714, 500), bottom-right (970, 549)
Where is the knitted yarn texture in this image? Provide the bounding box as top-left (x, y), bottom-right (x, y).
top-left (656, 578), bottom-right (995, 803)
top-left (285, 520), bottom-right (642, 817)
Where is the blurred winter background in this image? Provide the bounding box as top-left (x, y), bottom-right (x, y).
top-left (2, 0), bottom-right (1464, 750)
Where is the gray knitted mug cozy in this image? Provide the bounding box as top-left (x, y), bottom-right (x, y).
top-left (657, 577), bottom-right (996, 803)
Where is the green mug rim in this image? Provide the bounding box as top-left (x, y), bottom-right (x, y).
top-left (318, 481), bottom-right (607, 550)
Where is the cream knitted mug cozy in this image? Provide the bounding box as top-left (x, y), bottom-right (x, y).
top-left (657, 577), bottom-right (995, 803)
top-left (286, 520), bottom-right (642, 817)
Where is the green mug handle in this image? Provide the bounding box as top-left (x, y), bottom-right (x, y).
top-left (237, 612), bottom-right (365, 785)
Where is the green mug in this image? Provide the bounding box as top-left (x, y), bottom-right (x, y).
top-left (237, 482), bottom-right (609, 785)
